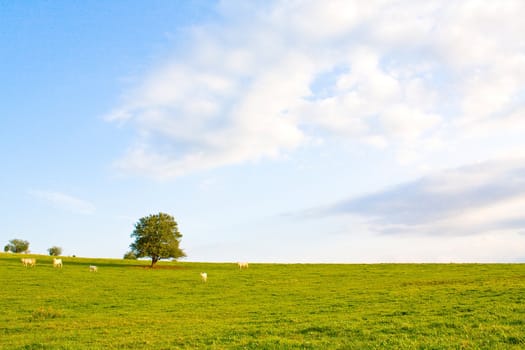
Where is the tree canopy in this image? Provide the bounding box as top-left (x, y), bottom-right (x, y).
top-left (129, 212), bottom-right (186, 267)
top-left (4, 239), bottom-right (30, 253)
top-left (48, 246), bottom-right (62, 256)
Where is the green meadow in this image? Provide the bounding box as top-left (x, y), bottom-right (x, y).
top-left (1, 254), bottom-right (524, 349)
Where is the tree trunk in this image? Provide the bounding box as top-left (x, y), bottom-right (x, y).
top-left (151, 256), bottom-right (159, 267)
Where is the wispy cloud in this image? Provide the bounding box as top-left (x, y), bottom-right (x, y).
top-left (106, 0), bottom-right (525, 179)
top-left (316, 159), bottom-right (525, 236)
top-left (28, 190), bottom-right (96, 215)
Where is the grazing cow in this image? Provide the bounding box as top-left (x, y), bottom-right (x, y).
top-left (89, 265), bottom-right (98, 272)
top-left (200, 272), bottom-right (207, 283)
top-left (21, 258), bottom-right (36, 267)
top-left (238, 262), bottom-right (249, 269)
top-left (53, 258), bottom-right (63, 268)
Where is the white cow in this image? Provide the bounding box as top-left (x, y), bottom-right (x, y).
top-left (89, 265), bottom-right (98, 272)
top-left (238, 262), bottom-right (249, 269)
top-left (53, 258), bottom-right (63, 268)
top-left (21, 258), bottom-right (36, 267)
top-left (200, 272), bottom-right (207, 282)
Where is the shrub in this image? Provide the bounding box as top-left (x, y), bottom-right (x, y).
top-left (123, 251), bottom-right (137, 260)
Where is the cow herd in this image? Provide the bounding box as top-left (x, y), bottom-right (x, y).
top-left (200, 262), bottom-right (249, 283)
top-left (20, 257), bottom-right (250, 281)
top-left (20, 258), bottom-right (97, 272)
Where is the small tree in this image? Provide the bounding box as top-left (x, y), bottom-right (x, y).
top-left (129, 212), bottom-right (186, 267)
top-left (48, 246), bottom-right (62, 256)
top-left (5, 239), bottom-right (30, 253)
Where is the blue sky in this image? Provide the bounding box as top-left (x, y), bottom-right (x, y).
top-left (2, 0), bottom-right (525, 262)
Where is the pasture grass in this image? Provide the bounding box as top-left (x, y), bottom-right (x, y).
top-left (1, 253), bottom-right (524, 349)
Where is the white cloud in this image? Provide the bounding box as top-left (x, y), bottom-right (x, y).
top-left (319, 158), bottom-right (525, 237)
top-left (107, 0), bottom-right (525, 178)
top-left (460, 67), bottom-right (523, 125)
top-left (28, 190), bottom-right (96, 215)
top-left (435, 195), bottom-right (525, 233)
top-left (436, 1), bottom-right (525, 68)
top-left (380, 104), bottom-right (441, 141)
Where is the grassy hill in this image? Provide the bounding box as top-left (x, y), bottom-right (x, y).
top-left (1, 253), bottom-right (524, 349)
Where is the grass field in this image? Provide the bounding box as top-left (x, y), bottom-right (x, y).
top-left (1, 253), bottom-right (524, 349)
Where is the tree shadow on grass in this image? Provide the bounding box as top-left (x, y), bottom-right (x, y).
top-left (130, 265), bottom-right (189, 270)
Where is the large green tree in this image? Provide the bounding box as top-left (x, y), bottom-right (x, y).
top-left (129, 212), bottom-right (186, 267)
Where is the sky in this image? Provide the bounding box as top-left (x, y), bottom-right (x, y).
top-left (1, 0), bottom-right (525, 262)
